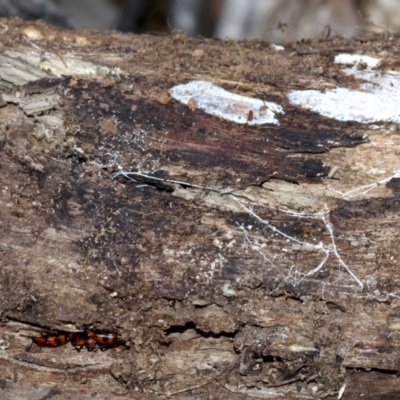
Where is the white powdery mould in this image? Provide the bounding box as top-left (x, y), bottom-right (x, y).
top-left (169, 80), bottom-right (284, 125)
top-left (287, 54), bottom-right (400, 124)
top-left (272, 44), bottom-right (285, 51)
top-left (334, 53), bottom-right (381, 69)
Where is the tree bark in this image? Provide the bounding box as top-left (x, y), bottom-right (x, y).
top-left (1, 18), bottom-right (400, 399)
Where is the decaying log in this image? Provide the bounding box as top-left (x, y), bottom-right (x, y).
top-left (1, 18), bottom-right (400, 400)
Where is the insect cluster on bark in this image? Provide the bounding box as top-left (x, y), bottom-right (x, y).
top-left (30, 328), bottom-right (124, 351)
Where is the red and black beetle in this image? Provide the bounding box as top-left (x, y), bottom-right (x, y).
top-left (30, 329), bottom-right (124, 351)
top-left (87, 329), bottom-right (123, 350)
top-left (30, 331), bottom-right (72, 348)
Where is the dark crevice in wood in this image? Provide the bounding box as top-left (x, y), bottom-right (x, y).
top-left (164, 321), bottom-right (239, 339)
top-left (345, 366), bottom-right (399, 375)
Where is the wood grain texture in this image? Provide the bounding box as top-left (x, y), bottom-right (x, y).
top-left (1, 18), bottom-right (400, 399)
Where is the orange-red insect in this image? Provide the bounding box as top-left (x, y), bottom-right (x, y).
top-left (69, 331), bottom-right (88, 351)
top-left (30, 329), bottom-right (124, 351)
top-left (85, 337), bottom-right (98, 351)
top-left (30, 332), bottom-right (71, 348)
top-left (69, 330), bottom-right (99, 351)
top-left (87, 330), bottom-right (123, 350)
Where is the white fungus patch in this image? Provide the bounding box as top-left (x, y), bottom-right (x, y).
top-left (287, 55), bottom-right (400, 123)
top-left (272, 44), bottom-right (285, 51)
top-left (170, 80), bottom-right (284, 125)
top-left (222, 283), bottom-right (236, 297)
top-left (334, 53), bottom-right (381, 69)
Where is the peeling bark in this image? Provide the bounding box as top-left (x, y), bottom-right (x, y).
top-left (1, 18), bottom-right (400, 399)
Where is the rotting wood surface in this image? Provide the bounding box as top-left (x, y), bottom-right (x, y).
top-left (1, 18), bottom-right (400, 400)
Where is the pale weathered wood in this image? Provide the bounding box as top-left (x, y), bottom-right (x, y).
top-left (1, 18), bottom-right (400, 400)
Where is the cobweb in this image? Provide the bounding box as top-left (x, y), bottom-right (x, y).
top-left (112, 168), bottom-right (400, 294)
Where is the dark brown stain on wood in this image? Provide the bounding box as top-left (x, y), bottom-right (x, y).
top-left (64, 78), bottom-right (367, 187)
